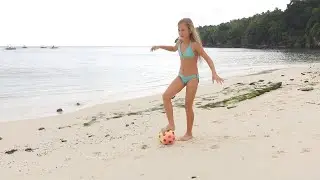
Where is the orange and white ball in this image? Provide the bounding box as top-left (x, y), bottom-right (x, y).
top-left (158, 130), bottom-right (176, 145)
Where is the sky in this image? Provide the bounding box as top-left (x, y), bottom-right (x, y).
top-left (0, 0), bottom-right (291, 46)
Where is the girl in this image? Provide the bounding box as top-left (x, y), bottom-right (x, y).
top-left (151, 18), bottom-right (224, 141)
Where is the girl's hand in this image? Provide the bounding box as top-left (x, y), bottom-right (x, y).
top-left (212, 74), bottom-right (224, 84)
top-left (150, 46), bottom-right (159, 52)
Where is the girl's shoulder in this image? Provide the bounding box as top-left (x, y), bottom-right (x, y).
top-left (190, 41), bottom-right (201, 50)
top-left (191, 41), bottom-right (201, 46)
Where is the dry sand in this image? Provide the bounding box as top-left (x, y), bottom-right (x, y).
top-left (0, 63), bottom-right (320, 180)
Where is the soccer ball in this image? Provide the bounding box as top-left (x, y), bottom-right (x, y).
top-left (158, 130), bottom-right (176, 145)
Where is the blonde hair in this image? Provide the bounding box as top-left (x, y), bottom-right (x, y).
top-left (177, 18), bottom-right (203, 62)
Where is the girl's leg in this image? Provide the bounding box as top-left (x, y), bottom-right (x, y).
top-left (161, 76), bottom-right (185, 132)
top-left (179, 78), bottom-right (198, 141)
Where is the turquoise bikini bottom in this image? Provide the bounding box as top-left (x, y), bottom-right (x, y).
top-left (178, 73), bottom-right (199, 85)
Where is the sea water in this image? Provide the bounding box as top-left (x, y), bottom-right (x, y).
top-left (0, 46), bottom-right (319, 121)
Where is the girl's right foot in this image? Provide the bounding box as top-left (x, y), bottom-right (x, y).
top-left (161, 124), bottom-right (175, 134)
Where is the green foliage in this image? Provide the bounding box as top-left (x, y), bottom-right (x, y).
top-left (197, 0), bottom-right (320, 49)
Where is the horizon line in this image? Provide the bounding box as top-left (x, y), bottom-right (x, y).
top-left (0, 45), bottom-right (155, 47)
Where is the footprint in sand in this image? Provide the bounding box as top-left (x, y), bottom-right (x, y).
top-left (212, 120), bottom-right (221, 124)
top-left (65, 157), bottom-right (72, 161)
top-left (134, 155), bottom-right (144, 160)
top-left (312, 134), bottom-right (320, 140)
top-left (301, 148), bottom-right (311, 153)
top-left (210, 144), bottom-right (220, 149)
top-left (272, 150), bottom-right (286, 158)
top-left (93, 152), bottom-right (101, 156)
top-left (202, 144), bottom-right (220, 151)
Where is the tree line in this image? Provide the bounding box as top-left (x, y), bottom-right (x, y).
top-left (196, 0), bottom-right (320, 49)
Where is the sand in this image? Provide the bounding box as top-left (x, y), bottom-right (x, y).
top-left (0, 63), bottom-right (320, 180)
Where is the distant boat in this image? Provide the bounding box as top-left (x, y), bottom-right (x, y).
top-left (51, 45), bottom-right (58, 49)
top-left (5, 46), bottom-right (16, 50)
top-left (22, 45), bottom-right (27, 48)
top-left (40, 46), bottom-right (47, 48)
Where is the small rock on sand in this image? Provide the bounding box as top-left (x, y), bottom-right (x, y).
top-left (298, 87), bottom-right (314, 91)
top-left (56, 108), bottom-right (63, 113)
top-left (38, 127), bottom-right (45, 131)
top-left (5, 149), bottom-right (18, 154)
top-left (227, 105), bottom-right (237, 109)
top-left (25, 148), bottom-right (34, 152)
top-left (141, 144), bottom-right (149, 149)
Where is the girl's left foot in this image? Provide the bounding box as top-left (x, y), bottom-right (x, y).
top-left (178, 134), bottom-right (193, 141)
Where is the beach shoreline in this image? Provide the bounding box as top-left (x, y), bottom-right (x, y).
top-left (0, 63), bottom-right (295, 123)
top-left (0, 62), bottom-right (319, 179)
top-left (2, 45), bottom-right (318, 122)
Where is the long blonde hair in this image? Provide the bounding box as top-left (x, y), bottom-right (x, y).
top-left (177, 18), bottom-right (203, 62)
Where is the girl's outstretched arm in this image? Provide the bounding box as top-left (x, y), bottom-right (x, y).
top-left (151, 43), bottom-right (178, 52)
top-left (194, 42), bottom-right (224, 84)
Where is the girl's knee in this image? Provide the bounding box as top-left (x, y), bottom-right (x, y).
top-left (162, 92), bottom-right (172, 101)
top-left (184, 103), bottom-right (193, 112)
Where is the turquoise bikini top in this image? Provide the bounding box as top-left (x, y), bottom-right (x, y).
top-left (178, 42), bottom-right (195, 59)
